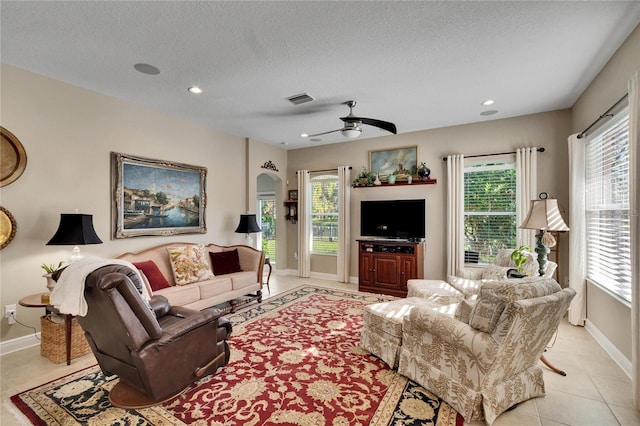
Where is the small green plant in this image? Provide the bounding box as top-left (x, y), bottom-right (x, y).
top-left (41, 261), bottom-right (64, 274)
top-left (510, 245), bottom-right (531, 273)
top-left (353, 166), bottom-right (375, 187)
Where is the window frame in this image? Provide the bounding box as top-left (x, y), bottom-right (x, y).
top-left (310, 173), bottom-right (339, 256)
top-left (584, 105), bottom-right (631, 304)
top-left (463, 156), bottom-right (517, 265)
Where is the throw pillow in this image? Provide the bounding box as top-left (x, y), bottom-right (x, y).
top-left (468, 292), bottom-right (506, 333)
top-left (481, 264), bottom-right (510, 280)
top-left (209, 249), bottom-right (242, 275)
top-left (133, 260), bottom-right (171, 291)
top-left (167, 245), bottom-right (215, 286)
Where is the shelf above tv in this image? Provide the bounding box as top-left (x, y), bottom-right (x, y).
top-left (353, 178), bottom-right (437, 188)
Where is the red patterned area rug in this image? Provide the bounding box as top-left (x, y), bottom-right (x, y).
top-left (11, 286), bottom-right (463, 425)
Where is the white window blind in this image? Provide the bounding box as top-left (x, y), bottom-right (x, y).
top-left (311, 174), bottom-right (338, 254)
top-left (464, 162), bottom-right (517, 263)
top-left (585, 107), bottom-right (631, 303)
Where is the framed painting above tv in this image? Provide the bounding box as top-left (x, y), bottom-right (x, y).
top-left (111, 152), bottom-right (207, 239)
top-left (369, 145), bottom-right (418, 181)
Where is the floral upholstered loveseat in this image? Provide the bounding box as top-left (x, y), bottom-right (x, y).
top-left (397, 278), bottom-right (575, 425)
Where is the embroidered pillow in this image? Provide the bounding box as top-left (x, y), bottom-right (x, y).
top-left (133, 260), bottom-right (171, 291)
top-left (209, 249), bottom-right (242, 275)
top-left (167, 245), bottom-right (215, 286)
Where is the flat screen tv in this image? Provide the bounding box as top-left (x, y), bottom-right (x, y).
top-left (360, 199), bottom-right (425, 240)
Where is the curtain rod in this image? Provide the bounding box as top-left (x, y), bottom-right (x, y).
top-left (296, 166), bottom-right (352, 174)
top-left (442, 147), bottom-right (545, 161)
top-left (577, 93), bottom-right (628, 139)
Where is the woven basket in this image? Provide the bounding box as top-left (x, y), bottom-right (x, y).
top-left (40, 315), bottom-right (91, 363)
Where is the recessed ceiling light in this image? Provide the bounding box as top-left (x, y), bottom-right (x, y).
top-left (133, 63), bottom-right (160, 75)
top-left (481, 99), bottom-right (495, 106)
top-left (480, 110), bottom-right (498, 116)
top-left (188, 86), bottom-right (203, 94)
top-left (300, 133), bottom-right (309, 138)
top-left (309, 138), bottom-right (321, 142)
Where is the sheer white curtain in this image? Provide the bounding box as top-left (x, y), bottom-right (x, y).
top-left (628, 71), bottom-right (640, 410)
top-left (446, 155), bottom-right (465, 276)
top-left (567, 134), bottom-right (586, 326)
top-left (516, 147), bottom-right (538, 248)
top-left (297, 170), bottom-right (311, 278)
top-left (337, 166), bottom-right (351, 282)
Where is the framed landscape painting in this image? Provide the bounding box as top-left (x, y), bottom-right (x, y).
top-left (369, 145), bottom-right (418, 180)
top-left (111, 152), bottom-right (207, 239)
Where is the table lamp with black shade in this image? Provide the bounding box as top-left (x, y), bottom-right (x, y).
top-left (47, 213), bottom-right (103, 263)
top-left (519, 192), bottom-right (569, 276)
top-left (234, 214), bottom-right (261, 247)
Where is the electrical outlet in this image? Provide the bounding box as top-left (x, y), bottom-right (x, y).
top-left (5, 304), bottom-right (16, 325)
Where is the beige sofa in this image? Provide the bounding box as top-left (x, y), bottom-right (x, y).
top-left (118, 242), bottom-right (264, 312)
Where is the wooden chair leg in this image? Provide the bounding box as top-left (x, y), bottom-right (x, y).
top-left (540, 354), bottom-right (566, 376)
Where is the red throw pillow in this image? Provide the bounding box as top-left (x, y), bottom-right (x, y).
top-left (133, 260), bottom-right (171, 291)
top-left (209, 249), bottom-right (242, 275)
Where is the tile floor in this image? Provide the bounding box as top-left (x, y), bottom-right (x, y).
top-left (1, 274), bottom-right (638, 425)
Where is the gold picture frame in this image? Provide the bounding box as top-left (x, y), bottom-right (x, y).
top-left (369, 145), bottom-right (419, 181)
top-left (111, 152), bottom-right (207, 239)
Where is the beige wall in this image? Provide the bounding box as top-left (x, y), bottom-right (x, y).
top-left (0, 64), bottom-right (259, 342)
top-left (287, 109), bottom-right (572, 281)
top-left (571, 24), bottom-right (640, 361)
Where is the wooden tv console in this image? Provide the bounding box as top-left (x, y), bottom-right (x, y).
top-left (358, 240), bottom-right (424, 297)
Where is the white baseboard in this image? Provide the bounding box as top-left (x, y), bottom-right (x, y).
top-left (584, 319), bottom-right (632, 379)
top-left (277, 269), bottom-right (358, 285)
top-left (0, 332), bottom-right (41, 356)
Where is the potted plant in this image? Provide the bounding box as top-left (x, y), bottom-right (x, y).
top-left (510, 245), bottom-right (531, 275)
top-left (41, 261), bottom-right (64, 293)
top-left (353, 166), bottom-right (375, 187)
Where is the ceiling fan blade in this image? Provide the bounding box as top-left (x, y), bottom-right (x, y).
top-left (341, 116), bottom-right (397, 134)
top-left (304, 128), bottom-right (343, 138)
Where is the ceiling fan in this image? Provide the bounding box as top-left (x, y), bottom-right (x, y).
top-left (301, 100), bottom-right (397, 140)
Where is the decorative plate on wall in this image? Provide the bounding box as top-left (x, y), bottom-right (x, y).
top-left (0, 206), bottom-right (17, 250)
top-left (1, 126), bottom-right (27, 187)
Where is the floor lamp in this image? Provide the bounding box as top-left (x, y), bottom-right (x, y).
top-left (520, 192), bottom-right (570, 376)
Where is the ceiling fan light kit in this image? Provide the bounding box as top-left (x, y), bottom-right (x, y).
top-left (341, 128), bottom-right (361, 138)
top-left (303, 100), bottom-right (397, 141)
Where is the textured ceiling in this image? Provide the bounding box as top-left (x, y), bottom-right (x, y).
top-left (2, 1), bottom-right (640, 149)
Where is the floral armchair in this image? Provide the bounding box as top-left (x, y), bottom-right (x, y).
top-left (397, 278), bottom-right (575, 425)
top-left (457, 248), bottom-right (557, 282)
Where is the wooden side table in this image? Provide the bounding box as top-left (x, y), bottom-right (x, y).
top-left (19, 293), bottom-right (74, 365)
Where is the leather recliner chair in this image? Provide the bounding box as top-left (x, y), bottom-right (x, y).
top-left (67, 264), bottom-right (232, 407)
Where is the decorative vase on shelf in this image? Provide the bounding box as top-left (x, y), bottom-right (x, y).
top-left (418, 163), bottom-right (431, 181)
top-left (374, 174), bottom-right (382, 186)
top-left (387, 174), bottom-right (396, 184)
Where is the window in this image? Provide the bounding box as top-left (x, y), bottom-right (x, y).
top-left (258, 193), bottom-right (276, 263)
top-left (585, 107), bottom-right (631, 303)
top-left (464, 161), bottom-right (517, 263)
top-left (311, 174), bottom-right (338, 254)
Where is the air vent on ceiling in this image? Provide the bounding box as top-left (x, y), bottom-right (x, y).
top-left (286, 93), bottom-right (315, 105)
